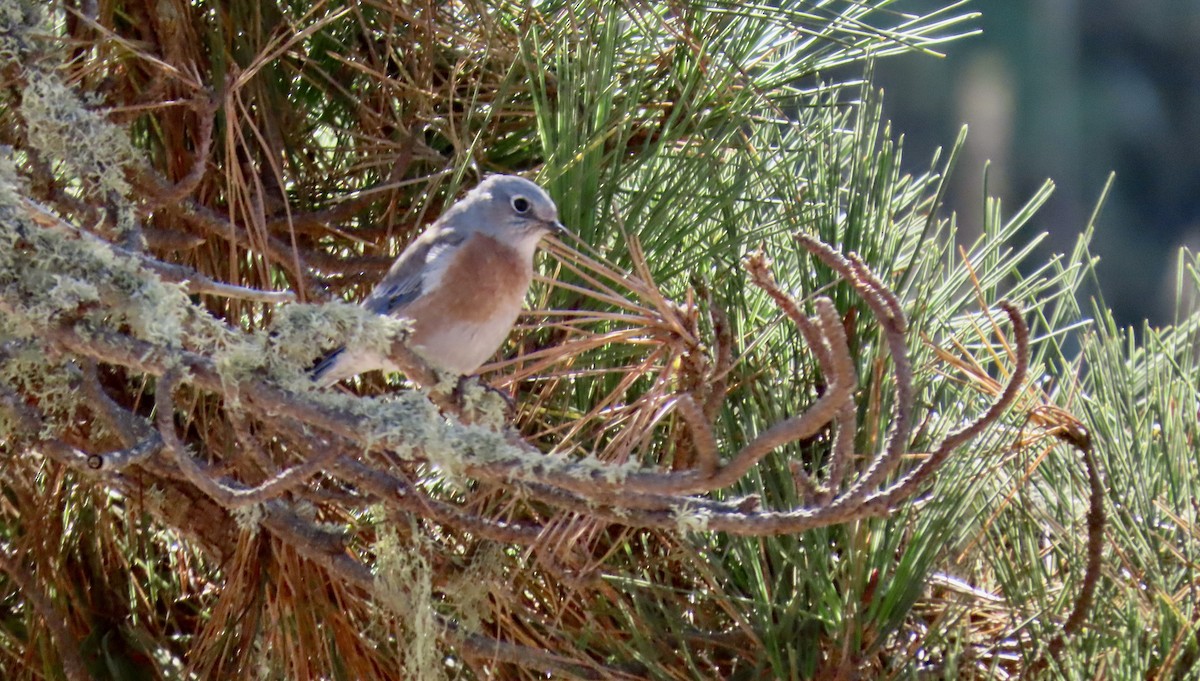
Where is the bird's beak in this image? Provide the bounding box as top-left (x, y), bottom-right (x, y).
top-left (547, 220), bottom-right (570, 237)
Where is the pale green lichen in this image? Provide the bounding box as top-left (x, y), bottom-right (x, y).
top-left (441, 543), bottom-right (505, 632)
top-left (430, 369), bottom-right (460, 397)
top-left (0, 340), bottom-right (85, 440)
top-left (260, 301), bottom-right (414, 392)
top-left (0, 157), bottom-right (232, 449)
top-left (455, 379), bottom-right (508, 430)
top-left (47, 273), bottom-right (100, 310)
top-left (12, 37), bottom-right (143, 246)
top-left (21, 74), bottom-right (136, 201)
top-left (346, 391), bottom-right (444, 460)
top-left (435, 423), bottom-right (515, 478)
top-left (232, 503), bottom-right (264, 536)
top-left (0, 150), bottom-right (236, 375)
top-left (0, 216), bottom-right (199, 349)
top-left (366, 395), bottom-right (645, 490)
top-left (212, 333), bottom-right (270, 397)
top-left (0, 0), bottom-right (41, 65)
top-left (673, 502), bottom-right (712, 534)
top-left (0, 151), bottom-right (24, 206)
top-left (373, 523), bottom-right (447, 681)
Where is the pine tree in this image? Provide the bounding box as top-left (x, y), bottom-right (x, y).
top-left (1, 1), bottom-right (1197, 678)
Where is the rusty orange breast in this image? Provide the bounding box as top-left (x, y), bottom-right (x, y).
top-left (403, 233), bottom-right (533, 335)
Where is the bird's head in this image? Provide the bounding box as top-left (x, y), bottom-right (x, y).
top-left (445, 175), bottom-right (568, 255)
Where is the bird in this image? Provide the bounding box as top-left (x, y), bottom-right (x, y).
top-left (311, 174), bottom-right (566, 387)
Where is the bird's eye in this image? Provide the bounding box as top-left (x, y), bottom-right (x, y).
top-left (511, 196), bottom-right (531, 214)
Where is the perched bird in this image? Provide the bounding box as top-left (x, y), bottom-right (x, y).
top-left (312, 174), bottom-right (566, 386)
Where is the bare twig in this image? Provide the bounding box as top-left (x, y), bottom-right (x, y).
top-left (840, 301), bottom-right (1029, 516)
top-left (154, 368), bottom-right (345, 507)
top-left (130, 170), bottom-right (324, 299)
top-left (674, 393), bottom-right (719, 475)
top-left (143, 92), bottom-right (219, 209)
top-left (826, 400), bottom-right (858, 499)
top-left (794, 234), bottom-right (915, 505)
top-left (1026, 406), bottom-right (1105, 670)
top-left (21, 196), bottom-right (296, 304)
top-left (334, 458), bottom-right (544, 545)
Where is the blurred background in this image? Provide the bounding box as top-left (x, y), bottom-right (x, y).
top-left (872, 0), bottom-right (1200, 328)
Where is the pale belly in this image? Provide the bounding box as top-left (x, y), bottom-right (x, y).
top-left (408, 298), bottom-right (525, 375)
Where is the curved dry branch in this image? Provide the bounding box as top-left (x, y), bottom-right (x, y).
top-left (155, 370), bottom-right (343, 508)
top-left (1024, 406), bottom-right (1105, 670)
top-left (794, 233), bottom-right (917, 506)
top-left (141, 92), bottom-right (218, 210)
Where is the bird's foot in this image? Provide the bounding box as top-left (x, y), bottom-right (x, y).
top-left (453, 375), bottom-right (515, 424)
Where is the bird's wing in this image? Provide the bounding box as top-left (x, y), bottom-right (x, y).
top-left (309, 346), bottom-right (346, 385)
top-left (312, 228), bottom-right (467, 385)
top-left (361, 229), bottom-right (466, 316)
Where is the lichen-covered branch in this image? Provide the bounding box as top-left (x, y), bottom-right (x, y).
top-left (2, 187), bottom-right (1031, 543)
